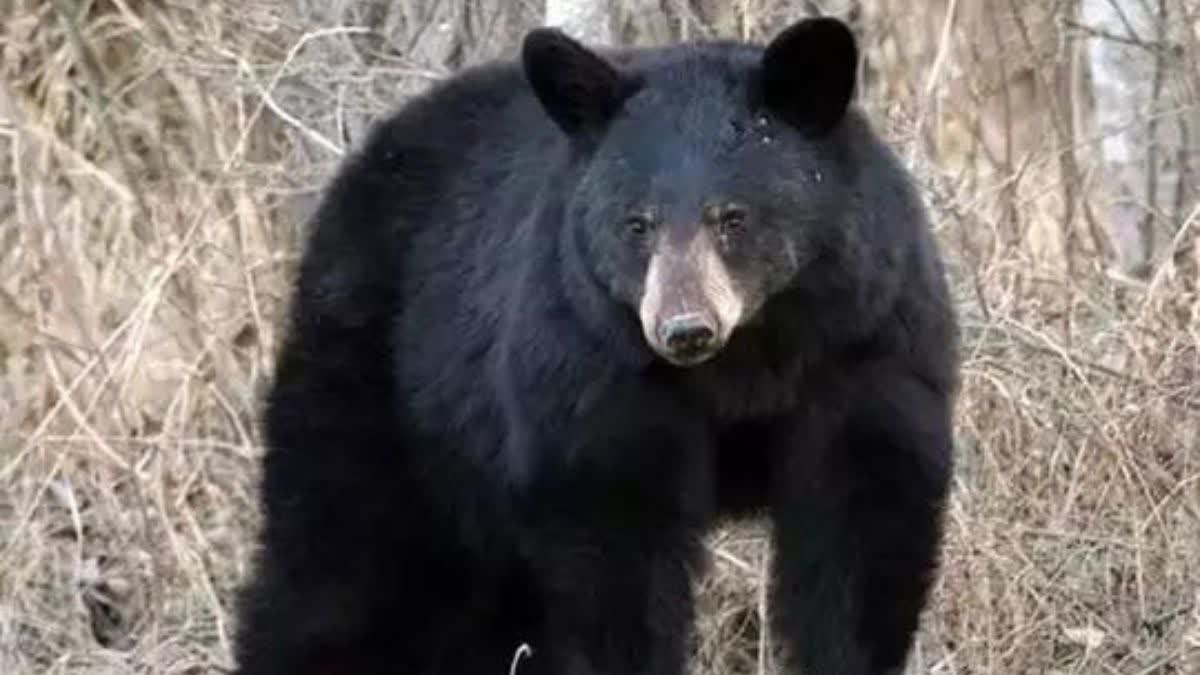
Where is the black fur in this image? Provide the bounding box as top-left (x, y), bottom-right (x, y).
top-left (234, 17), bottom-right (958, 675)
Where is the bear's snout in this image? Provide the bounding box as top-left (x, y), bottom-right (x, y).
top-left (658, 312), bottom-right (719, 364)
top-left (638, 228), bottom-right (743, 366)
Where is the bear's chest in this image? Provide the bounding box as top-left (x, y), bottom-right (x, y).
top-left (713, 419), bottom-right (774, 517)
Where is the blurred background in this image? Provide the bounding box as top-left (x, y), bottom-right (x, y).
top-left (1, 1), bottom-right (1197, 673)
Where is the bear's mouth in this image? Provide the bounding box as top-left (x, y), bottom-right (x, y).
top-left (656, 346), bottom-right (722, 367)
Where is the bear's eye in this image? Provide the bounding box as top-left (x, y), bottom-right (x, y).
top-left (625, 213), bottom-right (654, 236)
top-left (717, 207), bottom-right (747, 235)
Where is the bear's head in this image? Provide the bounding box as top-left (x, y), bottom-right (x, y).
top-left (524, 17), bottom-right (860, 367)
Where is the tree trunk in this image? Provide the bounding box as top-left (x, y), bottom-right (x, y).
top-left (545, 0), bottom-right (614, 45)
top-left (1081, 0), bottom-right (1161, 278)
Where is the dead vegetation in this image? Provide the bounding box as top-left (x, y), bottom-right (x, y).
top-left (0, 1), bottom-right (1197, 673)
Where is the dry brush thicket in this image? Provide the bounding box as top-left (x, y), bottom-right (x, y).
top-left (1, 1), bottom-right (1197, 673)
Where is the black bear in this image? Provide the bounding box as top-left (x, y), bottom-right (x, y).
top-left (233, 15), bottom-right (959, 675)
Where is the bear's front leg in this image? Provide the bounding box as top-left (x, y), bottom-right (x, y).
top-left (768, 365), bottom-right (954, 675)
top-left (515, 395), bottom-right (716, 675)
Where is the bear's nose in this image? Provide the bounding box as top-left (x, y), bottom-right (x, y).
top-left (660, 313), bottom-right (717, 357)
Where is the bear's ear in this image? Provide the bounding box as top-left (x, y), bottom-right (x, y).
top-left (759, 17), bottom-right (858, 136)
top-left (522, 28), bottom-right (634, 141)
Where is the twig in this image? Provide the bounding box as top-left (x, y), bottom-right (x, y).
top-left (1060, 18), bottom-right (1178, 53)
top-left (49, 0), bottom-right (154, 243)
top-left (508, 643), bottom-right (533, 675)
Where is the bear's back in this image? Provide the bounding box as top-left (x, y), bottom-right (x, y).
top-left (351, 40), bottom-right (771, 209)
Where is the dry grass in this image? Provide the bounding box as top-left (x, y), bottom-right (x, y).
top-left (1, 1), bottom-right (1198, 674)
